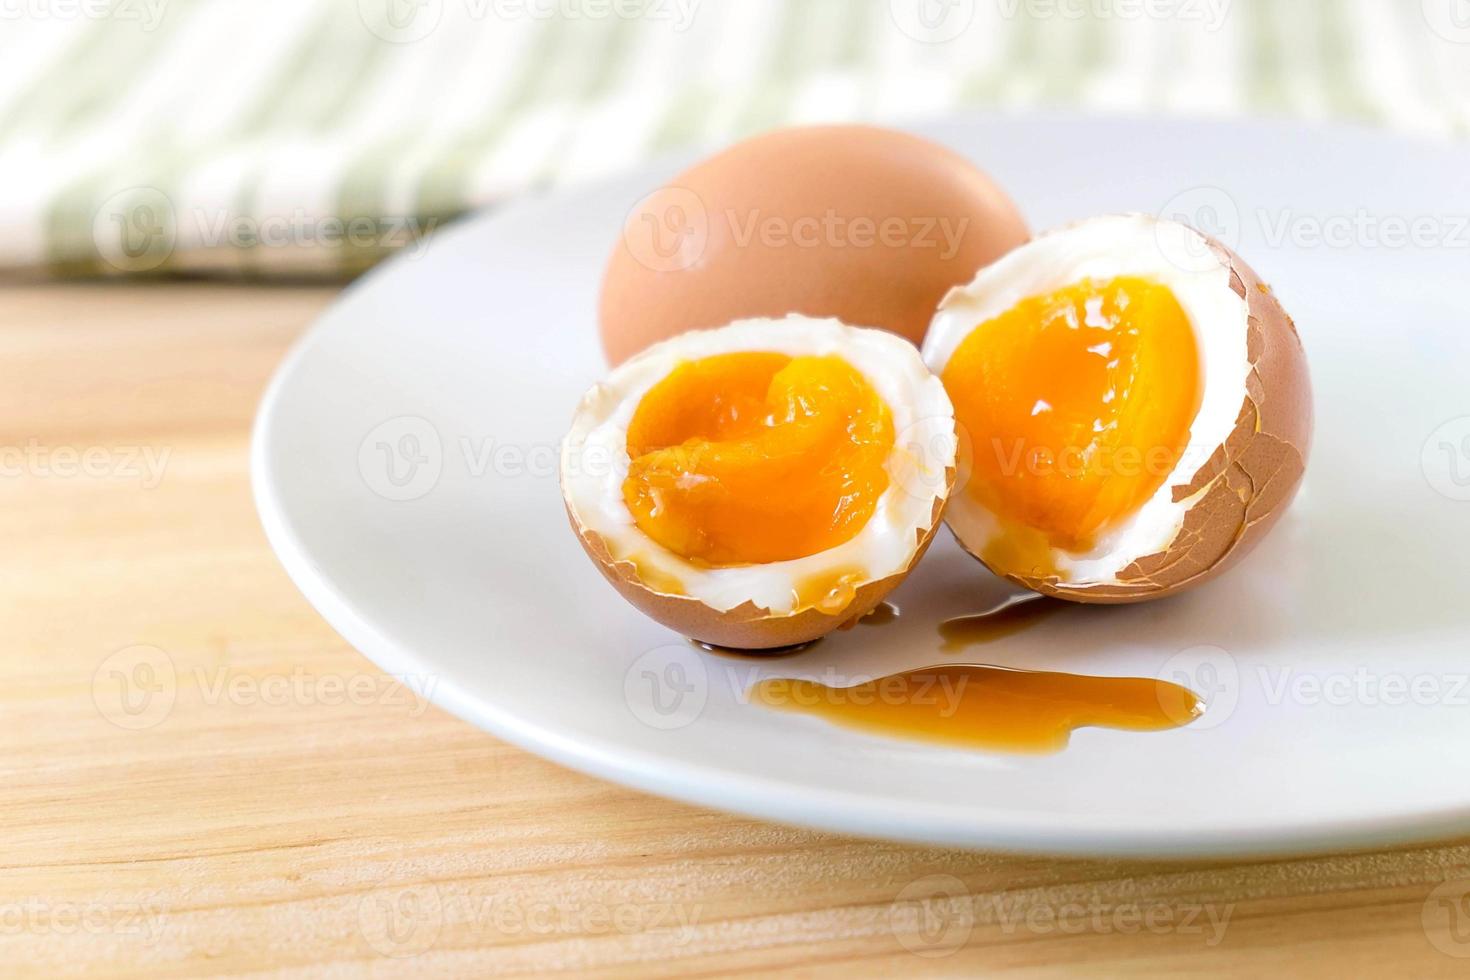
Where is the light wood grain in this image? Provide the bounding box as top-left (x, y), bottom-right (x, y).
top-left (3, 282), bottom-right (1470, 978)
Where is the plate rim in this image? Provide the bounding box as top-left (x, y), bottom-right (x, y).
top-left (252, 113), bottom-right (1470, 858)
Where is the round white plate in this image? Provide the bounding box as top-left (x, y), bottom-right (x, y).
top-left (253, 114), bottom-right (1470, 858)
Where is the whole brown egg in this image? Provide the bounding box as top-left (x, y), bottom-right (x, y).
top-left (598, 125), bottom-right (1029, 365)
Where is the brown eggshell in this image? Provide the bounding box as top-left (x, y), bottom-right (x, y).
top-left (963, 231), bottom-right (1312, 603)
top-left (599, 125), bottom-right (1028, 366)
top-left (565, 472), bottom-right (954, 651)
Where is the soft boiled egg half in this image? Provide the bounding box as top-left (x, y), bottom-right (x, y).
top-left (923, 214), bottom-right (1312, 602)
top-left (561, 316), bottom-right (957, 649)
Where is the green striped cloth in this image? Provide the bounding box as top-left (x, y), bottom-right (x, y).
top-left (3, 0), bottom-right (1466, 278)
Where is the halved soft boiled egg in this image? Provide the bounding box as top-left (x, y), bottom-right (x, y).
top-left (922, 214), bottom-right (1312, 602)
top-left (562, 316), bottom-right (957, 649)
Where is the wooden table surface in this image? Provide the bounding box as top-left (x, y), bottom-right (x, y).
top-left (6, 281), bottom-right (1470, 978)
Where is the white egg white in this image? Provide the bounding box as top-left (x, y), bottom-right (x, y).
top-left (561, 315), bottom-right (955, 615)
top-left (921, 213), bottom-right (1250, 587)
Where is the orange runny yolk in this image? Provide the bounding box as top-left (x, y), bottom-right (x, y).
top-left (622, 352), bottom-right (894, 566)
top-left (941, 276), bottom-right (1202, 564)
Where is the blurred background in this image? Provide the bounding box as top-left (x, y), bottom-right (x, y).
top-left (5, 5), bottom-right (1470, 973)
top-left (4, 0), bottom-right (1468, 280)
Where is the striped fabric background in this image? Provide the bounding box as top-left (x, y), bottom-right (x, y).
top-left (1, 0), bottom-right (1467, 278)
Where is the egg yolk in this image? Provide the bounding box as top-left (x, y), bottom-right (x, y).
top-left (623, 352), bottom-right (894, 566)
top-left (941, 276), bottom-right (1202, 563)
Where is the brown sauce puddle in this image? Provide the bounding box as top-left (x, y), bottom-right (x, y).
top-left (752, 664), bottom-right (1203, 754)
top-left (938, 596), bottom-right (1067, 650)
top-left (747, 596), bottom-right (1202, 753)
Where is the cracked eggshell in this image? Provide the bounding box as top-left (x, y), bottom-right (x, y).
top-left (924, 214), bottom-right (1313, 603)
top-left (569, 496), bottom-right (950, 650)
top-left (561, 316), bottom-right (958, 649)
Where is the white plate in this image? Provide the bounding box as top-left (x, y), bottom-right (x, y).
top-left (253, 114), bottom-right (1470, 858)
